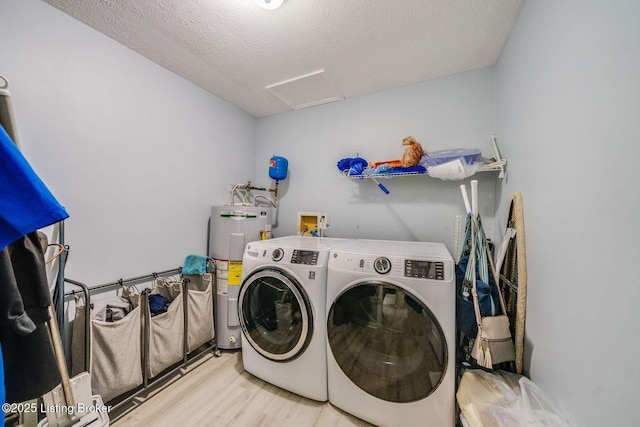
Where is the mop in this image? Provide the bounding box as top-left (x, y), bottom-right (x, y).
top-left (39, 306), bottom-right (101, 427)
top-left (39, 235), bottom-right (109, 427)
top-left (363, 169), bottom-right (390, 194)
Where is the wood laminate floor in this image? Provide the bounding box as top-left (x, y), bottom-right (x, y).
top-left (109, 350), bottom-right (374, 427)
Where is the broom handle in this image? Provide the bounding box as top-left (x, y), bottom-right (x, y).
top-left (47, 305), bottom-right (77, 420)
top-left (471, 180), bottom-right (478, 217)
top-left (364, 169), bottom-right (390, 194)
top-left (460, 184), bottom-right (471, 214)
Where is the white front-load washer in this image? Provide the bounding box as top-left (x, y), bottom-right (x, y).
top-left (326, 239), bottom-right (455, 427)
top-left (238, 236), bottom-right (351, 402)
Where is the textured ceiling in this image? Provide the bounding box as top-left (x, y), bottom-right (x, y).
top-left (43, 0), bottom-right (524, 117)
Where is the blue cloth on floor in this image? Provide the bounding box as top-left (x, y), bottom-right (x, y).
top-left (0, 124), bottom-right (69, 250)
top-left (182, 254), bottom-right (207, 275)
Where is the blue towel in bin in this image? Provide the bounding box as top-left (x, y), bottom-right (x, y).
top-left (182, 254), bottom-right (207, 275)
top-left (148, 294), bottom-right (169, 316)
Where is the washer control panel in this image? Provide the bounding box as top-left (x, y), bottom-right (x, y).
top-left (291, 249), bottom-right (319, 265)
top-left (404, 259), bottom-right (445, 280)
top-left (247, 243), bottom-right (329, 267)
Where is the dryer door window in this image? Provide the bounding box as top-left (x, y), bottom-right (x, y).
top-left (327, 281), bottom-right (447, 403)
top-left (239, 268), bottom-right (313, 362)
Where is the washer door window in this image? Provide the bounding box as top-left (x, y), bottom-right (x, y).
top-left (239, 268), bottom-right (312, 361)
top-left (327, 281), bottom-right (447, 403)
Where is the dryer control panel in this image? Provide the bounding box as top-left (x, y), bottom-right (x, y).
top-left (330, 251), bottom-right (454, 283)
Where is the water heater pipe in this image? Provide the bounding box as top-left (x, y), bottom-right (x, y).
top-left (234, 180), bottom-right (279, 208)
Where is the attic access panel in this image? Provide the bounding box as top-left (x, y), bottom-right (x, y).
top-left (266, 69), bottom-right (344, 110)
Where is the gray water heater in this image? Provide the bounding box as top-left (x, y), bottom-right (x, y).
top-left (209, 206), bottom-right (272, 349)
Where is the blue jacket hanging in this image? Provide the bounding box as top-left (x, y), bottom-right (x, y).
top-left (0, 123), bottom-right (68, 250)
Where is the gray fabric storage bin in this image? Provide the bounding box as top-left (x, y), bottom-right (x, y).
top-left (71, 296), bottom-right (88, 377)
top-left (183, 273), bottom-right (215, 352)
top-left (147, 278), bottom-right (184, 378)
top-left (89, 300), bottom-right (143, 403)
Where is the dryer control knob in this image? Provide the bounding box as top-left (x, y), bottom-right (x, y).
top-left (272, 248), bottom-right (284, 262)
top-left (374, 257), bottom-right (391, 274)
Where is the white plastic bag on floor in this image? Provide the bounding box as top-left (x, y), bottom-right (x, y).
top-left (457, 369), bottom-right (569, 427)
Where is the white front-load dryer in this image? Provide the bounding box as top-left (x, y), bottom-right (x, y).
top-left (239, 236), bottom-right (351, 402)
top-left (326, 239), bottom-right (455, 427)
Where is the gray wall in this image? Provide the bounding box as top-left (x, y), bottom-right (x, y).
top-left (3, 0), bottom-right (638, 425)
top-left (495, 1), bottom-right (640, 426)
top-left (0, 0), bottom-right (256, 284)
top-left (257, 67), bottom-right (500, 249)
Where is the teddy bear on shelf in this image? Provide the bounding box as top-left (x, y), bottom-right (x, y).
top-left (401, 136), bottom-right (425, 167)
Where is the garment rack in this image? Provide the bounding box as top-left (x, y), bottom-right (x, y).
top-left (64, 267), bottom-right (183, 296)
top-left (63, 268), bottom-right (219, 413)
